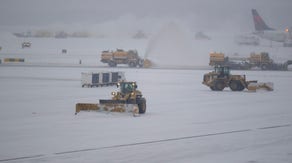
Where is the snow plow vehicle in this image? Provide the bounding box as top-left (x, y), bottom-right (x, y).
top-left (75, 81), bottom-right (146, 116)
top-left (202, 66), bottom-right (273, 91)
top-left (209, 52), bottom-right (292, 70)
top-left (101, 49), bottom-right (151, 68)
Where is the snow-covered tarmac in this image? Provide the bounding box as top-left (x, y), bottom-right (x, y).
top-left (0, 31), bottom-right (292, 162)
top-left (0, 65), bottom-right (292, 163)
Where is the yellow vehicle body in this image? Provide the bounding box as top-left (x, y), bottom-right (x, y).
top-left (209, 52), bottom-right (225, 66)
top-left (75, 81), bottom-right (146, 116)
top-left (100, 49), bottom-right (151, 68)
top-left (203, 66), bottom-right (273, 91)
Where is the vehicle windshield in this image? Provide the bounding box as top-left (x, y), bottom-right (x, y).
top-left (120, 82), bottom-right (135, 94)
top-left (215, 66), bottom-right (230, 76)
top-left (215, 66), bottom-right (223, 73)
top-left (223, 67), bottom-right (230, 75)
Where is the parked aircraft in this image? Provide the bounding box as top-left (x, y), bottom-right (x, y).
top-left (252, 9), bottom-right (292, 46)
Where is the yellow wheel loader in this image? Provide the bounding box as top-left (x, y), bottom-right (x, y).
top-left (202, 66), bottom-right (273, 91)
top-left (75, 81), bottom-right (146, 116)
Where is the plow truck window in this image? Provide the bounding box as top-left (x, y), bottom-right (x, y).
top-left (121, 83), bottom-right (134, 94)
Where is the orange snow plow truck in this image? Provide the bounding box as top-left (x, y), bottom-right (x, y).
top-left (101, 49), bottom-right (152, 68)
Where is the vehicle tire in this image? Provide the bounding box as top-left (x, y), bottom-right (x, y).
top-left (238, 84), bottom-right (245, 91)
top-left (129, 62), bottom-right (137, 67)
top-left (229, 80), bottom-right (244, 91)
top-left (138, 59), bottom-right (144, 67)
top-left (109, 61), bottom-right (117, 67)
top-left (128, 50), bottom-right (135, 55)
top-left (214, 81), bottom-right (225, 91)
top-left (137, 98), bottom-right (146, 114)
top-left (210, 86), bottom-right (215, 91)
top-left (138, 62), bottom-right (143, 68)
top-left (261, 64), bottom-right (268, 70)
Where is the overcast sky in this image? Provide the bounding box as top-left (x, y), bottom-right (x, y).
top-left (0, 0), bottom-right (291, 32)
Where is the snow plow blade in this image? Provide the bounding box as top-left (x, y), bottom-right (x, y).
top-left (247, 82), bottom-right (274, 91)
top-left (75, 102), bottom-right (139, 116)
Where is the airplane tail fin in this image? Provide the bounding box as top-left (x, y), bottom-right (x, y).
top-left (252, 9), bottom-right (274, 31)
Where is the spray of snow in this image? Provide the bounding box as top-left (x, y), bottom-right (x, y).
top-left (145, 22), bottom-right (204, 67)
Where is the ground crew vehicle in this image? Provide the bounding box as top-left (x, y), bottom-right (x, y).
top-left (22, 42), bottom-right (31, 48)
top-left (101, 49), bottom-right (145, 67)
top-left (209, 52), bottom-right (250, 70)
top-left (3, 58), bottom-right (25, 63)
top-left (209, 52), bottom-right (292, 70)
top-left (81, 71), bottom-right (125, 87)
top-left (75, 81), bottom-right (146, 116)
top-left (248, 52), bottom-right (291, 70)
top-left (202, 66), bottom-right (273, 91)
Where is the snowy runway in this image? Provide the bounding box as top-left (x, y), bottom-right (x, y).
top-left (0, 65), bottom-right (292, 162)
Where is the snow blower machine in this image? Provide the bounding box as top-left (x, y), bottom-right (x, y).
top-left (75, 81), bottom-right (146, 116)
top-left (202, 66), bottom-right (273, 91)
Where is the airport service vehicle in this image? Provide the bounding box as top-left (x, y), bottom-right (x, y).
top-left (209, 52), bottom-right (292, 70)
top-left (202, 66), bottom-right (273, 91)
top-left (101, 49), bottom-right (151, 68)
top-left (81, 71), bottom-right (125, 87)
top-left (76, 81), bottom-right (146, 116)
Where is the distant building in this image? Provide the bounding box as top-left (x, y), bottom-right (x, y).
top-left (195, 32), bottom-right (211, 40)
top-left (132, 30), bottom-right (147, 39)
top-left (55, 31), bottom-right (68, 39)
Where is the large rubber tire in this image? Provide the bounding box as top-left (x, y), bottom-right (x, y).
top-left (108, 61), bottom-right (117, 67)
top-left (238, 82), bottom-right (245, 91)
top-left (261, 64), bottom-right (268, 70)
top-left (214, 81), bottom-right (225, 91)
top-left (137, 98), bottom-right (146, 114)
top-left (229, 80), bottom-right (244, 91)
top-left (129, 62), bottom-right (137, 67)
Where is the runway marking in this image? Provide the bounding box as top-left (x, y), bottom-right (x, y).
top-left (0, 155), bottom-right (44, 162)
top-left (257, 124), bottom-right (291, 130)
top-left (0, 123), bottom-right (290, 162)
top-left (55, 129), bottom-right (251, 155)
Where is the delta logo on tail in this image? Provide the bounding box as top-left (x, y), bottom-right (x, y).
top-left (252, 9), bottom-right (274, 31)
top-left (251, 9), bottom-right (291, 45)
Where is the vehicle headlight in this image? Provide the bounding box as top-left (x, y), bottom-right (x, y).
top-left (136, 95), bottom-right (142, 98)
top-left (111, 92), bottom-right (116, 96)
